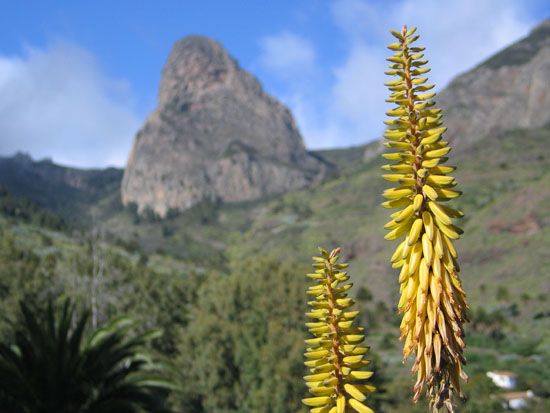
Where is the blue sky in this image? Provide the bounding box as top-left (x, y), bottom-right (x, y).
top-left (0, 0), bottom-right (548, 167)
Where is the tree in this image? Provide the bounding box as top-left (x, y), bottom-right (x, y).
top-left (0, 299), bottom-right (172, 412)
top-left (174, 257), bottom-right (309, 413)
top-left (88, 225), bottom-right (106, 328)
top-left (496, 286), bottom-right (510, 302)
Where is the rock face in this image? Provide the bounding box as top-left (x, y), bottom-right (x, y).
top-left (122, 36), bottom-right (330, 216)
top-left (438, 19), bottom-right (550, 149)
top-left (366, 19), bottom-right (550, 159)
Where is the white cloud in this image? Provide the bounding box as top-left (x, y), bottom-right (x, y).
top-left (332, 0), bottom-right (535, 87)
top-left (258, 31), bottom-right (316, 77)
top-left (331, 44), bottom-right (387, 143)
top-left (260, 0), bottom-right (539, 149)
top-left (0, 41), bottom-right (141, 168)
top-left (288, 44), bottom-right (388, 149)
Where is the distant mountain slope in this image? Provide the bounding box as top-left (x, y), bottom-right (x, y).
top-left (1, 127), bottom-right (548, 412)
top-left (228, 125), bottom-right (550, 322)
top-left (0, 153), bottom-right (122, 223)
top-left (88, 126), bottom-right (550, 357)
top-left (438, 19), bottom-right (550, 149)
top-left (4, 20), bottom-right (549, 223)
top-left (1, 20), bottom-right (548, 275)
top-left (122, 36), bottom-right (332, 216)
top-left (361, 18), bottom-right (550, 162)
top-left (0, 21), bottom-right (549, 412)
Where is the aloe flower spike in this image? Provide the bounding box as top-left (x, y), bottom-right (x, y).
top-left (303, 247), bottom-right (376, 413)
top-left (381, 25), bottom-right (469, 412)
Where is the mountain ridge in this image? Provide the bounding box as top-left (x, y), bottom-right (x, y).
top-left (0, 152), bottom-right (121, 218)
top-left (121, 35), bottom-right (332, 216)
top-left (362, 18), bottom-right (550, 162)
top-left (0, 20), bottom-right (549, 413)
top-left (438, 18), bottom-right (550, 148)
top-left (0, 20), bottom-right (548, 236)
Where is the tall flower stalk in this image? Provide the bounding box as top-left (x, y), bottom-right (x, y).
top-left (381, 26), bottom-right (469, 412)
top-left (302, 247), bottom-right (375, 413)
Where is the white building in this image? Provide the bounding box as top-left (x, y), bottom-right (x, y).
top-left (501, 390), bottom-right (535, 410)
top-left (487, 370), bottom-right (517, 389)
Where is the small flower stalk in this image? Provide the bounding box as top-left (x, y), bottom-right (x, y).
top-left (302, 247), bottom-right (375, 413)
top-left (381, 26), bottom-right (469, 411)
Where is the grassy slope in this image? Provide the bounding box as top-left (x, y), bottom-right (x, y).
top-left (228, 126), bottom-right (550, 308)
top-left (90, 125), bottom-right (550, 343)
top-left (91, 126), bottom-right (550, 310)
top-left (220, 124), bottom-right (550, 384)
top-left (0, 155), bottom-right (122, 227)
top-left (225, 125), bottom-right (550, 410)
top-left (2, 126), bottom-right (549, 410)
top-left (1, 22), bottom-right (549, 410)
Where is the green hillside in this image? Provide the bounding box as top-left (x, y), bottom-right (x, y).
top-left (0, 153), bottom-right (122, 226)
top-left (0, 12), bottom-right (550, 413)
top-left (230, 126), bottom-right (550, 310)
top-left (123, 125), bottom-right (550, 411)
top-left (90, 126), bottom-right (550, 318)
top-left (1, 19), bottom-right (549, 410)
top-left (1, 124), bottom-right (549, 411)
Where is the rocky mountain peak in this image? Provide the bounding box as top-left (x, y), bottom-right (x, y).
top-left (436, 19), bottom-right (550, 149)
top-left (531, 18), bottom-right (550, 37)
top-left (474, 18), bottom-right (550, 71)
top-left (122, 36), bottom-right (331, 216)
top-left (158, 36), bottom-right (238, 108)
top-left (365, 18), bottom-right (550, 161)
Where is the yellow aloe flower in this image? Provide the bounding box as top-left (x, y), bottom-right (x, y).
top-left (381, 25), bottom-right (469, 412)
top-left (302, 247), bottom-right (375, 413)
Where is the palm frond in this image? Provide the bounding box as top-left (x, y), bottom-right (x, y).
top-left (0, 299), bottom-right (172, 413)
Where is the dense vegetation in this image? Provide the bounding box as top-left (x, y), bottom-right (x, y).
top-left (1, 124), bottom-right (548, 411)
top-left (0, 300), bottom-right (170, 412)
top-left (0, 16), bottom-right (548, 412)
